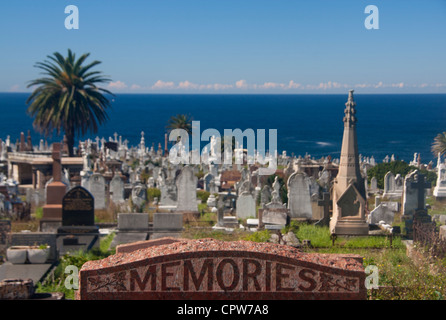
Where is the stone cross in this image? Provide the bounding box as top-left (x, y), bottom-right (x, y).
top-left (52, 143), bottom-right (62, 182)
top-left (316, 192), bottom-right (331, 226)
top-left (410, 173), bottom-right (430, 211)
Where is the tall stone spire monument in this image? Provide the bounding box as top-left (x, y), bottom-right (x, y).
top-left (330, 90), bottom-right (369, 235)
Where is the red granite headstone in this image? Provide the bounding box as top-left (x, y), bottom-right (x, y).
top-left (78, 238), bottom-right (366, 300)
top-left (40, 143), bottom-right (68, 231)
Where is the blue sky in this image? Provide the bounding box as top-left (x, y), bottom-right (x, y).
top-left (0, 0), bottom-right (445, 93)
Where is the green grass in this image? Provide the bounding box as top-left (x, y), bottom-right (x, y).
top-left (427, 196), bottom-right (446, 215)
top-left (34, 207), bottom-right (43, 220)
top-left (198, 203), bottom-right (209, 213)
top-left (244, 230), bottom-right (271, 242)
top-left (295, 223), bottom-right (333, 247)
top-left (290, 222), bottom-right (403, 249)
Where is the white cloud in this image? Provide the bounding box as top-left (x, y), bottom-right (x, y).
top-left (235, 79), bottom-right (248, 89)
top-left (259, 82), bottom-right (286, 89)
top-left (211, 83), bottom-right (233, 90)
top-left (130, 84), bottom-right (142, 90)
top-left (374, 81), bottom-right (383, 88)
top-left (178, 80), bottom-right (199, 89)
top-left (124, 79), bottom-right (445, 92)
top-left (8, 84), bottom-right (20, 92)
top-left (287, 80), bottom-right (301, 89)
top-left (391, 82), bottom-right (404, 88)
top-left (151, 80), bottom-right (175, 89)
top-left (108, 80), bottom-right (127, 90)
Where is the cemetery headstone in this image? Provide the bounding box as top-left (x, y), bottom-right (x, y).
top-left (287, 172), bottom-right (312, 219)
top-left (40, 143), bottom-right (67, 232)
top-left (77, 238), bottom-right (366, 300)
top-left (110, 175), bottom-right (125, 203)
top-left (433, 153), bottom-right (446, 199)
top-left (176, 166), bottom-right (198, 213)
top-left (236, 192), bottom-right (256, 220)
top-left (367, 203), bottom-right (395, 225)
top-left (370, 177), bottom-right (378, 193)
top-left (258, 196), bottom-right (289, 228)
top-left (214, 191), bottom-right (238, 229)
top-left (315, 192), bottom-right (331, 227)
top-left (383, 171), bottom-right (402, 199)
top-left (61, 186), bottom-right (95, 227)
top-left (131, 183), bottom-right (147, 211)
top-left (89, 173), bottom-right (106, 210)
top-left (152, 212), bottom-right (184, 239)
top-left (110, 213), bottom-right (150, 248)
top-left (402, 171), bottom-right (431, 237)
top-left (57, 186), bottom-right (99, 255)
top-left (260, 185), bottom-right (272, 206)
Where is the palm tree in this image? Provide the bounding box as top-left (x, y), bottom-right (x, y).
top-left (26, 49), bottom-right (113, 156)
top-left (166, 114), bottom-right (193, 134)
top-left (432, 132), bottom-right (446, 157)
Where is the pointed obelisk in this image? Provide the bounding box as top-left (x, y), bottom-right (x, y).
top-left (330, 90), bottom-right (369, 235)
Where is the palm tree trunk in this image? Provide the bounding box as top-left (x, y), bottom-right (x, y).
top-left (66, 127), bottom-right (75, 157)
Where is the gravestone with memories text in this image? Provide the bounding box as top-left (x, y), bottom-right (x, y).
top-left (78, 238), bottom-right (366, 300)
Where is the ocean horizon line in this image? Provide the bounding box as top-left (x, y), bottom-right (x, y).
top-left (2, 92), bottom-right (446, 96)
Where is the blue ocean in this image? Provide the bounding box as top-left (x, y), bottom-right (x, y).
top-left (1, 93), bottom-right (446, 164)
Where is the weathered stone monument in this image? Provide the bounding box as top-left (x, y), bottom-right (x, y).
top-left (57, 186), bottom-right (99, 254)
top-left (61, 186), bottom-right (95, 227)
top-left (258, 192), bottom-right (289, 229)
top-left (77, 238), bottom-right (366, 300)
top-left (110, 175), bottom-right (125, 203)
top-left (287, 172), bottom-right (312, 219)
top-left (152, 212), bottom-right (184, 239)
top-left (433, 153), bottom-right (446, 199)
top-left (89, 173), bottom-right (106, 210)
top-left (158, 176), bottom-right (177, 208)
top-left (236, 192), bottom-right (256, 220)
top-left (260, 185), bottom-right (272, 206)
top-left (367, 203), bottom-right (395, 226)
top-left (369, 177), bottom-right (378, 194)
top-left (110, 213), bottom-right (150, 248)
top-left (175, 166), bottom-right (198, 213)
top-left (214, 190), bottom-right (238, 229)
top-left (383, 172), bottom-right (403, 199)
top-left (131, 183), bottom-right (147, 211)
top-left (315, 192), bottom-right (331, 227)
top-left (330, 90), bottom-right (369, 235)
top-left (40, 143), bottom-right (67, 232)
top-left (402, 172), bottom-right (431, 238)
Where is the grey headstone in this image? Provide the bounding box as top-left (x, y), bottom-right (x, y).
top-left (89, 173), bottom-right (106, 210)
top-left (176, 166), bottom-right (198, 212)
top-left (287, 172), bottom-right (312, 219)
top-left (236, 192), bottom-right (256, 219)
top-left (110, 175), bottom-right (124, 203)
top-left (367, 203), bottom-right (395, 225)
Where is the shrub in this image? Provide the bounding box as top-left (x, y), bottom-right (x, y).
top-left (197, 190), bottom-right (210, 203)
top-left (244, 230), bottom-right (271, 242)
top-left (147, 188), bottom-right (161, 201)
top-left (367, 160), bottom-right (436, 189)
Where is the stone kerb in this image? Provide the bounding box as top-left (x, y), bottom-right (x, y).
top-left (116, 237), bottom-right (184, 254)
top-left (78, 238), bottom-right (366, 300)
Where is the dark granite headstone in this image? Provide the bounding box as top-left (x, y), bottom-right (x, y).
top-left (62, 186), bottom-right (94, 226)
top-left (58, 187), bottom-right (98, 254)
